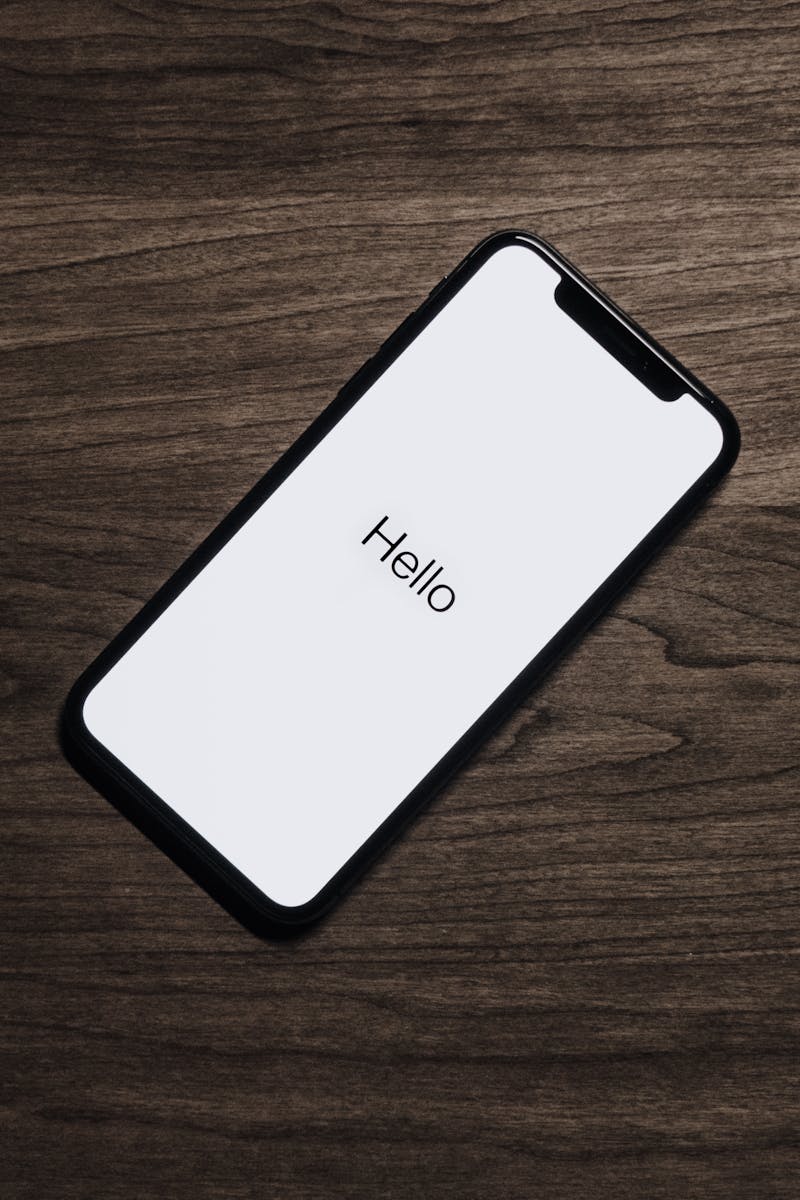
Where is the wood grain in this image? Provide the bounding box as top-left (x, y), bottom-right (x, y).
top-left (1, 2), bottom-right (799, 1197)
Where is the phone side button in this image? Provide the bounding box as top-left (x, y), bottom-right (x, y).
top-left (336, 357), bottom-right (376, 400)
top-left (426, 274), bottom-right (449, 301)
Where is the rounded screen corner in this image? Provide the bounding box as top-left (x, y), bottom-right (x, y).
top-left (692, 386), bottom-right (741, 484)
top-left (224, 870), bottom-right (342, 937)
top-left (61, 672), bottom-right (95, 754)
top-left (714, 396), bottom-right (741, 475)
top-left (466, 229), bottom-right (563, 271)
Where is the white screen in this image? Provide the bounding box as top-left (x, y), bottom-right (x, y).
top-left (83, 245), bottom-right (723, 908)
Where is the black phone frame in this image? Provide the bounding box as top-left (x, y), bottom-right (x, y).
top-left (63, 230), bottom-right (740, 935)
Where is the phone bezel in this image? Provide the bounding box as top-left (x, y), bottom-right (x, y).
top-left (62, 230), bottom-right (740, 934)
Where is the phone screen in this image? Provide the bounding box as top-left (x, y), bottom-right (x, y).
top-left (82, 243), bottom-right (725, 908)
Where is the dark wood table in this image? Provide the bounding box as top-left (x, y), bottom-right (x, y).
top-left (2, 4), bottom-right (798, 1197)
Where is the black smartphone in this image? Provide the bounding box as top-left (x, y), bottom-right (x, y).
top-left (64, 231), bottom-right (740, 932)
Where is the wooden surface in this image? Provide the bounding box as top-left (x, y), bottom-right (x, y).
top-left (2, 2), bottom-right (799, 1197)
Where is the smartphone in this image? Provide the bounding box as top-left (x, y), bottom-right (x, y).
top-left (64, 231), bottom-right (740, 932)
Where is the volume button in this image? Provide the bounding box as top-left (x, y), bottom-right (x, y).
top-left (337, 356), bottom-right (375, 400)
top-left (426, 274), bottom-right (449, 301)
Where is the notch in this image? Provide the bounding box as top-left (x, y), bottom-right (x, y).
top-left (554, 276), bottom-right (683, 402)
